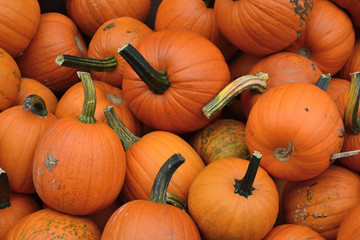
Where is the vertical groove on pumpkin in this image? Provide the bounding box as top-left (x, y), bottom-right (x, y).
top-left (148, 153), bottom-right (185, 204)
top-left (233, 151), bottom-right (262, 198)
top-left (22, 94), bottom-right (48, 117)
top-left (0, 168), bottom-right (10, 209)
top-left (202, 72), bottom-right (269, 119)
top-left (55, 54), bottom-right (117, 72)
top-left (118, 42), bottom-right (170, 94)
top-left (76, 71), bottom-right (97, 124)
top-left (344, 72), bottom-right (360, 134)
top-left (103, 105), bottom-right (140, 150)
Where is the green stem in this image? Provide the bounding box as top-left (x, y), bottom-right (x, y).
top-left (118, 42), bottom-right (170, 94)
top-left (23, 94), bottom-right (48, 117)
top-left (202, 72), bottom-right (269, 119)
top-left (166, 192), bottom-right (188, 213)
top-left (148, 153), bottom-right (185, 204)
top-left (0, 168), bottom-right (10, 209)
top-left (234, 151), bottom-right (262, 198)
top-left (77, 72), bottom-right (97, 124)
top-left (344, 72), bottom-right (360, 135)
top-left (315, 73), bottom-right (331, 91)
top-left (203, 0), bottom-right (215, 8)
top-left (103, 105), bottom-right (140, 150)
top-left (56, 55), bottom-right (117, 72)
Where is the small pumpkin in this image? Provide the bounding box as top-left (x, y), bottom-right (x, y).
top-left (263, 224), bottom-right (325, 240)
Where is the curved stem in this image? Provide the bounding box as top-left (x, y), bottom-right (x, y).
top-left (77, 72), bottom-right (97, 124)
top-left (344, 72), bottom-right (360, 135)
top-left (203, 0), bottom-right (215, 8)
top-left (23, 94), bottom-right (48, 117)
top-left (234, 151), bottom-right (262, 198)
top-left (103, 105), bottom-right (140, 150)
top-left (166, 192), bottom-right (188, 213)
top-left (0, 168), bottom-right (10, 209)
top-left (315, 73), bottom-right (331, 91)
top-left (202, 72), bottom-right (269, 119)
top-left (56, 55), bottom-right (117, 72)
top-left (148, 153), bottom-right (185, 204)
top-left (118, 42), bottom-right (170, 94)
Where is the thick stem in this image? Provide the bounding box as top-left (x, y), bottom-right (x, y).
top-left (103, 105), bottom-right (139, 150)
top-left (315, 73), bottom-right (331, 91)
top-left (234, 151), bottom-right (262, 198)
top-left (166, 192), bottom-right (188, 212)
top-left (203, 0), bottom-right (215, 8)
top-left (0, 168), bottom-right (10, 209)
top-left (148, 153), bottom-right (185, 204)
top-left (118, 42), bottom-right (170, 94)
top-left (56, 55), bottom-right (117, 72)
top-left (77, 71), bottom-right (97, 124)
top-left (202, 72), bottom-right (269, 119)
top-left (23, 94), bottom-right (48, 117)
top-left (344, 72), bottom-right (360, 135)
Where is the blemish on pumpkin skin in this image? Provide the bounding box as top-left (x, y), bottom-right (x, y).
top-left (44, 153), bottom-right (59, 172)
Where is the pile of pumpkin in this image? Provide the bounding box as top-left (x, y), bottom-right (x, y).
top-left (1, 0), bottom-right (360, 239)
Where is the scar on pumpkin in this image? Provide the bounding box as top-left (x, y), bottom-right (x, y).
top-left (44, 153), bottom-right (59, 172)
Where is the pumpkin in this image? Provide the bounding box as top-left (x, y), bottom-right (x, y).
top-left (16, 78), bottom-right (58, 114)
top-left (213, 0), bottom-right (314, 55)
top-left (285, 0), bottom-right (355, 75)
top-left (326, 77), bottom-right (350, 101)
top-left (154, 0), bottom-right (237, 60)
top-left (0, 95), bottom-right (57, 193)
top-left (87, 199), bottom-right (122, 233)
top-left (188, 152), bottom-right (279, 240)
top-left (15, 12), bottom-right (88, 94)
top-left (189, 118), bottom-right (250, 165)
top-left (337, 203), bottom-right (360, 240)
top-left (245, 82), bottom-right (344, 181)
top-left (0, 169), bottom-right (40, 239)
top-left (5, 208), bottom-right (101, 239)
top-left (240, 52), bottom-right (323, 118)
top-left (101, 153), bottom-right (201, 240)
top-left (263, 224), bottom-right (325, 240)
top-left (104, 105), bottom-right (205, 202)
top-left (55, 80), bottom-right (142, 136)
top-left (65, 0), bottom-right (151, 37)
top-left (0, 0), bottom-right (40, 58)
top-left (119, 29), bottom-right (231, 133)
top-left (340, 39), bottom-right (360, 81)
top-left (32, 72), bottom-right (126, 215)
top-left (331, 0), bottom-right (360, 27)
top-left (0, 48), bottom-right (22, 112)
top-left (56, 17), bottom-right (152, 88)
top-left (282, 165), bottom-right (360, 239)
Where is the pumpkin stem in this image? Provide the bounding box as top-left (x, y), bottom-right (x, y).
top-left (56, 55), bottom-right (117, 72)
top-left (0, 168), bottom-right (10, 209)
top-left (77, 71), bottom-right (97, 124)
top-left (23, 94), bottom-right (48, 117)
top-left (148, 153), bottom-right (185, 204)
top-left (118, 42), bottom-right (170, 94)
top-left (344, 72), bottom-right (360, 135)
top-left (202, 72), bottom-right (269, 119)
top-left (167, 192), bottom-right (188, 212)
top-left (273, 140), bottom-right (294, 162)
top-left (103, 105), bottom-right (140, 150)
top-left (315, 73), bottom-right (331, 91)
top-left (234, 151), bottom-right (262, 198)
top-left (299, 47), bottom-right (311, 58)
top-left (203, 0), bottom-right (215, 8)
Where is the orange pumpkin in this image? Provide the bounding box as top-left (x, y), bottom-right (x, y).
top-left (326, 77), bottom-right (350, 101)
top-left (245, 82), bottom-right (344, 181)
top-left (263, 224), bottom-right (325, 240)
top-left (337, 203), bottom-right (360, 240)
top-left (331, 0), bottom-right (360, 27)
top-left (340, 39), bottom-right (360, 81)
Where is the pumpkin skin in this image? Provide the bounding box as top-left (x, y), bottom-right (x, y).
top-left (286, 0), bottom-right (355, 76)
top-left (241, 52), bottom-right (323, 118)
top-left (66, 0), bottom-right (151, 37)
top-left (0, 48), bottom-right (22, 112)
top-left (331, 0), bottom-right (360, 27)
top-left (0, 0), bottom-right (40, 58)
top-left (263, 224), bottom-right (325, 240)
top-left (340, 39), bottom-right (360, 81)
top-left (337, 203), bottom-right (360, 240)
top-left (16, 78), bottom-right (58, 114)
top-left (189, 118), bottom-right (250, 165)
top-left (245, 82), bottom-right (344, 181)
top-left (188, 157), bottom-right (279, 240)
top-left (122, 29), bottom-right (231, 133)
top-left (15, 12), bottom-right (88, 94)
top-left (213, 0), bottom-right (314, 55)
top-left (5, 208), bottom-right (101, 240)
top-left (326, 77), bottom-right (350, 101)
top-left (55, 80), bottom-right (142, 136)
top-left (282, 165), bottom-right (360, 239)
top-left (88, 17), bottom-right (153, 88)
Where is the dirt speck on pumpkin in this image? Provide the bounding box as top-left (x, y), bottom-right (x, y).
top-left (44, 153), bottom-right (59, 172)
